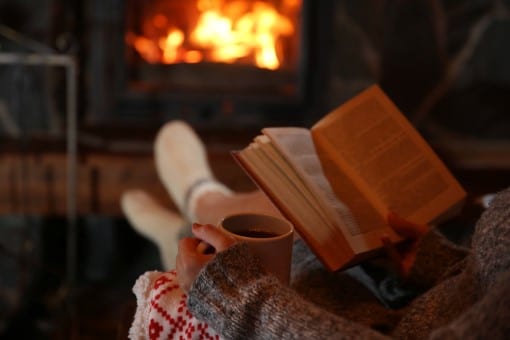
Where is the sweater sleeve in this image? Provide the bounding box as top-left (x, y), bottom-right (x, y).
top-left (187, 243), bottom-right (388, 340)
top-left (403, 186), bottom-right (510, 292)
top-left (470, 186), bottom-right (510, 292)
top-left (403, 228), bottom-right (470, 291)
top-left (428, 270), bottom-right (510, 339)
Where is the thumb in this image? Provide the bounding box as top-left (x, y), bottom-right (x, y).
top-left (191, 223), bottom-right (237, 253)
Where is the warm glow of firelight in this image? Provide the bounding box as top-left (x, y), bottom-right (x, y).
top-left (127, 0), bottom-right (300, 70)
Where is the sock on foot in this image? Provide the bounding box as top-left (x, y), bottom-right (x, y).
top-left (154, 120), bottom-right (231, 220)
top-left (121, 189), bottom-right (186, 270)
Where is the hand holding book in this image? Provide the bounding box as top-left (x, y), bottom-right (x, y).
top-left (381, 212), bottom-right (429, 277)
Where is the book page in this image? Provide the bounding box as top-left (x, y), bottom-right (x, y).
top-left (312, 85), bottom-right (466, 225)
top-left (253, 135), bottom-right (334, 232)
top-left (262, 128), bottom-right (363, 236)
top-left (235, 141), bottom-right (352, 269)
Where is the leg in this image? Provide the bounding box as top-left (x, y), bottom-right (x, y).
top-left (121, 189), bottom-right (187, 270)
top-left (121, 120), bottom-right (281, 269)
top-left (154, 120), bottom-right (281, 224)
top-left (193, 190), bottom-right (282, 225)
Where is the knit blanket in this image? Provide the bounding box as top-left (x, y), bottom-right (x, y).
top-left (129, 270), bottom-right (222, 340)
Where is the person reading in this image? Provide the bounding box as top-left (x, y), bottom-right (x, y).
top-left (122, 120), bottom-right (510, 339)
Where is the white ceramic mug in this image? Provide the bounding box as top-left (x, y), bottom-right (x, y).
top-left (218, 213), bottom-right (294, 285)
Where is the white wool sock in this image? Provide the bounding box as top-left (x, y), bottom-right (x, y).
top-left (121, 189), bottom-right (186, 270)
top-left (154, 120), bottom-right (232, 219)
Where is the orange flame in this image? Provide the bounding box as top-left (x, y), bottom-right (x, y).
top-left (127, 0), bottom-right (300, 70)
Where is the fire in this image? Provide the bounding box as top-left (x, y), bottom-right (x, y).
top-left (127, 0), bottom-right (300, 70)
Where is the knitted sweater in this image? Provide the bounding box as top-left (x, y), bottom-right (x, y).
top-left (187, 186), bottom-right (510, 339)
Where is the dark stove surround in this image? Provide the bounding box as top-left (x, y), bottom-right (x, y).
top-left (84, 0), bottom-right (332, 131)
top-left (1, 0), bottom-right (509, 143)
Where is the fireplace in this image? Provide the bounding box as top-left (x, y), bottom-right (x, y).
top-left (84, 0), bottom-right (322, 130)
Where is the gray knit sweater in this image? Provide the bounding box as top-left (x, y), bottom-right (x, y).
top-left (187, 187), bottom-right (510, 339)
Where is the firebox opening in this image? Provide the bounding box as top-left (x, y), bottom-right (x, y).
top-left (123, 0), bottom-right (304, 98)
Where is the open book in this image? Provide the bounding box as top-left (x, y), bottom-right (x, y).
top-left (232, 84), bottom-right (466, 271)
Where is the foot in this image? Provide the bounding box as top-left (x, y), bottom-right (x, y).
top-left (154, 120), bottom-right (231, 220)
top-left (121, 189), bottom-right (186, 270)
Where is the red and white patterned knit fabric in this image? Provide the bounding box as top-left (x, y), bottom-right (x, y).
top-left (129, 270), bottom-right (222, 340)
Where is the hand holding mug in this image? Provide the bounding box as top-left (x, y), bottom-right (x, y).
top-left (176, 223), bottom-right (237, 292)
top-left (176, 213), bottom-right (294, 292)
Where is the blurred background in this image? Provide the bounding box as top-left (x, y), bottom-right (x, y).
top-left (0, 0), bottom-right (509, 338)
